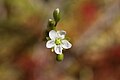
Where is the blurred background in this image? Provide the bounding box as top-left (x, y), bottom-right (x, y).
top-left (0, 0), bottom-right (120, 80)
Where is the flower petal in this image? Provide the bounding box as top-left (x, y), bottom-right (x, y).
top-left (46, 40), bottom-right (55, 48)
top-left (57, 30), bottom-right (66, 39)
top-left (49, 30), bottom-right (58, 40)
top-left (61, 40), bottom-right (72, 49)
top-left (54, 45), bottom-right (63, 54)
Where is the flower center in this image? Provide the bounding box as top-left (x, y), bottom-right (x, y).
top-left (55, 38), bottom-right (62, 45)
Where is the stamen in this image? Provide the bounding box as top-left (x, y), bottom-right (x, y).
top-left (55, 38), bottom-right (62, 45)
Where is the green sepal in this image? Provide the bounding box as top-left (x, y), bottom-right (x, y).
top-left (56, 53), bottom-right (64, 61)
top-left (46, 37), bottom-right (50, 40)
top-left (65, 37), bottom-right (70, 41)
top-left (51, 48), bottom-right (54, 52)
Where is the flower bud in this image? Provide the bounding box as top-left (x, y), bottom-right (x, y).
top-left (56, 53), bottom-right (64, 61)
top-left (47, 19), bottom-right (55, 29)
top-left (53, 8), bottom-right (60, 23)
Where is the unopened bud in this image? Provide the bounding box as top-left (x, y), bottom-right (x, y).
top-left (48, 19), bottom-right (55, 29)
top-left (53, 8), bottom-right (60, 23)
top-left (56, 53), bottom-right (64, 61)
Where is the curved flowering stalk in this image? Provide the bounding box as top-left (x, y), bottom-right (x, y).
top-left (45, 8), bottom-right (72, 61)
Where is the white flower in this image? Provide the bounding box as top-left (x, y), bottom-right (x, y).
top-left (46, 30), bottom-right (72, 54)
